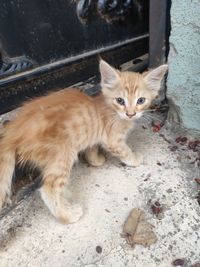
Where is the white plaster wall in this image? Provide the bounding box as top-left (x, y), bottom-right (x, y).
top-left (167, 0), bottom-right (200, 130)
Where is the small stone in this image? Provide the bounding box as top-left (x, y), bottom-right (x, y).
top-left (169, 145), bottom-right (178, 152)
top-left (144, 173), bottom-right (151, 181)
top-left (175, 137), bottom-right (182, 143)
top-left (167, 188), bottom-right (173, 193)
top-left (157, 161), bottom-right (162, 166)
top-left (188, 140), bottom-right (200, 151)
top-left (180, 137), bottom-right (187, 143)
top-left (172, 258), bottom-right (185, 266)
top-left (151, 201), bottom-right (163, 215)
top-left (96, 246), bottom-right (102, 254)
top-left (154, 201), bottom-right (161, 206)
top-left (175, 136), bottom-right (187, 145)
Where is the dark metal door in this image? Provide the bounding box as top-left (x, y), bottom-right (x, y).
top-left (0, 0), bottom-right (149, 114)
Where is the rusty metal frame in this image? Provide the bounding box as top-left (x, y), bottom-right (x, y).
top-left (149, 0), bottom-right (171, 68)
top-left (0, 35), bottom-right (148, 115)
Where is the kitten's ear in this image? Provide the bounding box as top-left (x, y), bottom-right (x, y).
top-left (144, 64), bottom-right (168, 92)
top-left (99, 60), bottom-right (120, 89)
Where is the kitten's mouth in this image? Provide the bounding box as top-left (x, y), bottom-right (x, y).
top-left (126, 116), bottom-right (137, 121)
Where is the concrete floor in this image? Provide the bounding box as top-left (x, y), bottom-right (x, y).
top-left (0, 121), bottom-right (200, 267)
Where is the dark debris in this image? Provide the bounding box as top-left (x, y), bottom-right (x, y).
top-left (96, 246), bottom-right (102, 254)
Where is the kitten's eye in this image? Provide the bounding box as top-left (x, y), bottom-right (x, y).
top-left (116, 98), bottom-right (125, 106)
top-left (137, 97), bottom-right (146, 105)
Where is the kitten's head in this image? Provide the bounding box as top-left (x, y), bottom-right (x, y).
top-left (100, 60), bottom-right (168, 121)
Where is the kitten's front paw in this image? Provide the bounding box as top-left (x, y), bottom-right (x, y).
top-left (58, 203), bottom-right (83, 224)
top-left (122, 153), bottom-right (143, 167)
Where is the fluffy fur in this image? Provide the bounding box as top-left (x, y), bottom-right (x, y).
top-left (0, 60), bottom-right (167, 223)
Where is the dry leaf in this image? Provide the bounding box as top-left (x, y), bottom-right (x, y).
top-left (122, 208), bottom-right (157, 248)
top-left (152, 122), bottom-right (164, 132)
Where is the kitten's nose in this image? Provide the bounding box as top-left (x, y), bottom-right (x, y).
top-left (126, 112), bottom-right (136, 118)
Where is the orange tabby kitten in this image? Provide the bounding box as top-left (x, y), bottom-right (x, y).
top-left (0, 60), bottom-right (167, 223)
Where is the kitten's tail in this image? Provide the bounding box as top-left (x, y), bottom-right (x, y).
top-left (0, 139), bottom-right (16, 210)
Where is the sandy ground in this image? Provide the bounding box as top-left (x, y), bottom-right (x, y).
top-left (0, 116), bottom-right (200, 267)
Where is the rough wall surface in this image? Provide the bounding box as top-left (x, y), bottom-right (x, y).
top-left (167, 0), bottom-right (200, 131)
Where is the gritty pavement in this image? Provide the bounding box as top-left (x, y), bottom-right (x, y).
top-left (0, 118), bottom-right (200, 267)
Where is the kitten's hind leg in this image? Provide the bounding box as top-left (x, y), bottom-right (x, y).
top-left (39, 155), bottom-right (83, 224)
top-left (85, 145), bottom-right (106, 167)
